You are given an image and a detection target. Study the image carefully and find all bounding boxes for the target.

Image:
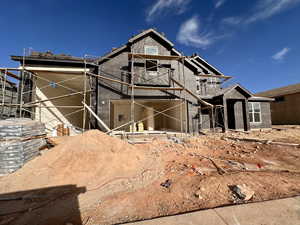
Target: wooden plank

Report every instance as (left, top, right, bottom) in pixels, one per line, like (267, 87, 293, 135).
(83, 102, 111, 132)
(133, 86, 183, 91)
(0, 71, 21, 81)
(87, 72, 183, 91)
(226, 137, 300, 147)
(128, 53, 184, 60)
(87, 72, 129, 86)
(196, 74, 232, 79)
(0, 68, 22, 71)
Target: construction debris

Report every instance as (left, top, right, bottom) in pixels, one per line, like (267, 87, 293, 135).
(160, 179, 172, 189)
(194, 190, 204, 199)
(226, 137, 300, 147)
(229, 184, 255, 202)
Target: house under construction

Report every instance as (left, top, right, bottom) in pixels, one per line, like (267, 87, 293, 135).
(1, 29, 273, 135)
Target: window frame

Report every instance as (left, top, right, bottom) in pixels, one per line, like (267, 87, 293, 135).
(144, 46, 159, 77)
(248, 102, 262, 124)
(145, 59, 158, 76)
(144, 45, 159, 55)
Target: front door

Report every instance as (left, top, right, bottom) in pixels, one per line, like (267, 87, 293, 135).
(227, 99, 247, 130)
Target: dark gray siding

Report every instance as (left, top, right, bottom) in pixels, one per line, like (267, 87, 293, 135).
(132, 35, 171, 86)
(249, 101, 272, 129)
(97, 85, 122, 130)
(234, 101, 245, 130)
(96, 33, 201, 132)
(187, 102, 199, 134)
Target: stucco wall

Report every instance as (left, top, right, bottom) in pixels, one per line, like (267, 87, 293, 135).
(249, 101, 272, 129)
(33, 71, 88, 135)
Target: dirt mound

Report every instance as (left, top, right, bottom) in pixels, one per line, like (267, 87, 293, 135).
(0, 129, 162, 199)
(2, 128, 300, 225)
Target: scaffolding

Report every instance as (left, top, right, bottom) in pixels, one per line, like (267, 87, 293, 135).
(0, 48, 223, 137)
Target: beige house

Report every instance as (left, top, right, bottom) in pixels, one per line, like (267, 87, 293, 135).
(257, 83, 300, 125)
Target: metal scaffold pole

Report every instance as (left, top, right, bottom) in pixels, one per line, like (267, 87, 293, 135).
(130, 49, 135, 132)
(82, 56, 87, 131)
(182, 56, 188, 135)
(1, 69, 7, 117)
(19, 48, 26, 117)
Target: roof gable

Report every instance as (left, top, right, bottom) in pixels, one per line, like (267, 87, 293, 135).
(219, 84, 252, 98)
(192, 55, 222, 75)
(128, 28, 174, 47)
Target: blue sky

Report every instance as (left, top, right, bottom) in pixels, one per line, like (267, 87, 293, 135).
(1, 0, 300, 93)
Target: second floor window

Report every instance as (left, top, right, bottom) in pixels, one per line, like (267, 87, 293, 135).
(145, 46, 158, 55)
(146, 60, 158, 76)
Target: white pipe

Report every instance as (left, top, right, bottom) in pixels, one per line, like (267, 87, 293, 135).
(18, 66, 90, 73)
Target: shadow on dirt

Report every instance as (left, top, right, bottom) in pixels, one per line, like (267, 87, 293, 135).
(0, 184, 86, 225)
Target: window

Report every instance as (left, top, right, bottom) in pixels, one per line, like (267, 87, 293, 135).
(49, 82, 57, 88)
(207, 77, 218, 88)
(144, 46, 158, 55)
(275, 96, 285, 102)
(248, 102, 261, 123)
(145, 60, 158, 75)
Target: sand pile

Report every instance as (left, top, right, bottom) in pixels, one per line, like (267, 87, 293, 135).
(0, 130, 162, 195)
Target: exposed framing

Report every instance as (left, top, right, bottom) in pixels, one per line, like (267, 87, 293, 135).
(0, 48, 218, 136)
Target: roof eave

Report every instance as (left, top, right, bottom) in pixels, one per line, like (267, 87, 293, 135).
(10, 55, 97, 67)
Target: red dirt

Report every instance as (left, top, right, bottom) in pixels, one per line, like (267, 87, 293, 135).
(0, 130, 162, 225)
(1, 128, 300, 225)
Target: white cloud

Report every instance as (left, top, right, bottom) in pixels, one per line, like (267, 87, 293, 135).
(177, 16, 214, 49)
(222, 16, 242, 25)
(272, 47, 290, 60)
(221, 0, 300, 26)
(146, 0, 191, 22)
(215, 0, 226, 8)
(246, 0, 300, 24)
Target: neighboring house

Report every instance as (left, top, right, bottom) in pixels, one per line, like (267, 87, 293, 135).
(257, 83, 300, 125)
(11, 28, 273, 134)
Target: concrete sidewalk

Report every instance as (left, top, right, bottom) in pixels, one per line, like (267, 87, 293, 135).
(125, 196, 300, 225)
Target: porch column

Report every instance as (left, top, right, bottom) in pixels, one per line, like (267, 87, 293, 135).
(223, 96, 228, 132)
(244, 99, 250, 131)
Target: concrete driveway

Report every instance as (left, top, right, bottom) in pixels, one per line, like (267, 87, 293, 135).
(124, 196, 300, 225)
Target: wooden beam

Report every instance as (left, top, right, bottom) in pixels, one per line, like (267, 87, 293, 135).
(128, 53, 184, 60)
(83, 102, 111, 132)
(0, 68, 22, 71)
(133, 86, 183, 91)
(87, 72, 130, 86)
(0, 70, 20, 81)
(170, 77, 213, 107)
(226, 136, 300, 147)
(196, 74, 232, 79)
(87, 72, 183, 91)
(6, 71, 21, 80)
